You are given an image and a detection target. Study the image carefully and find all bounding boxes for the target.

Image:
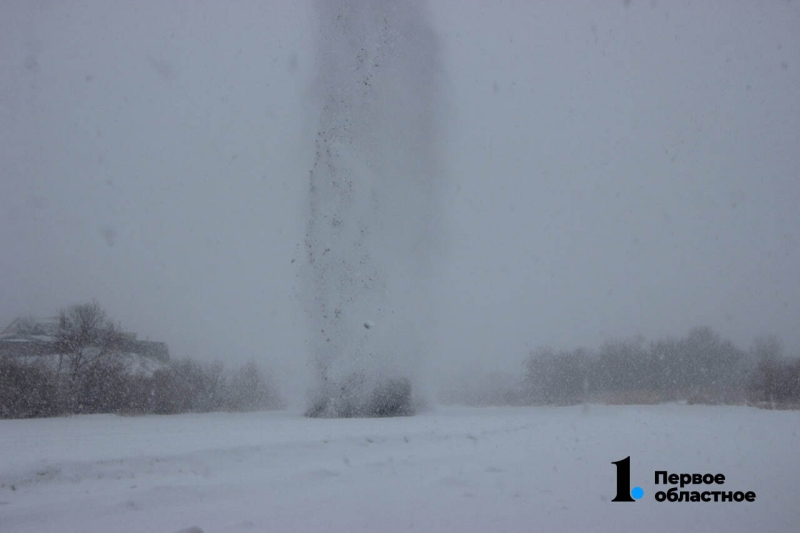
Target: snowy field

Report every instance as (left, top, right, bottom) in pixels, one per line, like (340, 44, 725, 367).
(1, 405, 798, 533)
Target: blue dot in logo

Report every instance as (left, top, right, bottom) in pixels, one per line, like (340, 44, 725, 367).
(631, 486, 644, 500)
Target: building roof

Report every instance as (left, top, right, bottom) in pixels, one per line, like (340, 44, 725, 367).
(0, 317, 59, 339)
(0, 317, 169, 362)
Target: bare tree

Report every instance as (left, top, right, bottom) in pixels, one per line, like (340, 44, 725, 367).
(55, 301, 124, 413)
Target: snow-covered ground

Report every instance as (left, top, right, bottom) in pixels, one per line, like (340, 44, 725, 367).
(0, 404, 797, 532)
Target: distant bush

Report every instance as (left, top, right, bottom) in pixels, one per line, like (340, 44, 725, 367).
(747, 336, 800, 408)
(0, 358, 59, 418)
(75, 357, 129, 414)
(149, 359, 227, 414)
(0, 355, 284, 419)
(519, 327, 791, 408)
(523, 347, 588, 405)
(597, 390, 666, 405)
(226, 360, 285, 412)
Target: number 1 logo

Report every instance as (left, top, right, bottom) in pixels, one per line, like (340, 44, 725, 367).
(612, 456, 644, 502)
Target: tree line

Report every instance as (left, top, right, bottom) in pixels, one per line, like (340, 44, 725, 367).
(0, 302, 283, 418)
(439, 326, 799, 409)
(520, 327, 800, 408)
(3, 302, 798, 418)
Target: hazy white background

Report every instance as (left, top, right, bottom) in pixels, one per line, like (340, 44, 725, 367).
(2, 0, 799, 402)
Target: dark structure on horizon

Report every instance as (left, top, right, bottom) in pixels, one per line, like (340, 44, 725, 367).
(0, 317, 169, 362)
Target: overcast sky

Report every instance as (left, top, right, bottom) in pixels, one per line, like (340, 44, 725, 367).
(2, 0, 799, 394)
